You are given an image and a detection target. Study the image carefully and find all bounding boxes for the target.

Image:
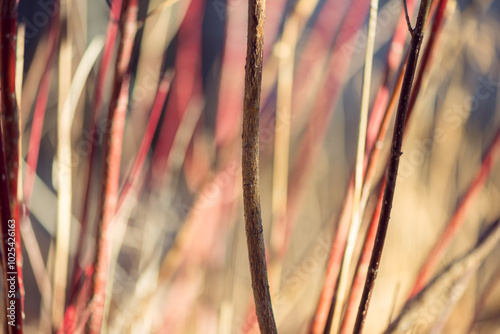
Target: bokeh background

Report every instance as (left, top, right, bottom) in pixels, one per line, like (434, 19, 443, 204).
(11, 0, 500, 332)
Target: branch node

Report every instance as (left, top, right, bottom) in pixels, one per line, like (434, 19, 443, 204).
(403, 0, 414, 35)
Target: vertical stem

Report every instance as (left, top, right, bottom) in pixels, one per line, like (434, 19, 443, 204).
(353, 0, 432, 332)
(69, 0, 123, 308)
(89, 0, 137, 332)
(0, 131, 22, 334)
(0, 0, 19, 204)
(0, 0, 24, 332)
(329, 1, 378, 332)
(270, 12, 298, 261)
(241, 0, 276, 332)
(53, 0, 72, 327)
(78, 0, 123, 230)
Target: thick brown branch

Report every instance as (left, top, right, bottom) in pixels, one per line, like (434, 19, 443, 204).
(242, 0, 277, 333)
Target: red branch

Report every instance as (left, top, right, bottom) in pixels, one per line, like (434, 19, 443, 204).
(410, 126, 500, 297)
(89, 0, 138, 332)
(118, 73, 173, 207)
(340, 180, 384, 333)
(151, 0, 205, 184)
(0, 0, 24, 332)
(72, 0, 125, 302)
(309, 1, 414, 330)
(280, 0, 370, 260)
(23, 2, 60, 205)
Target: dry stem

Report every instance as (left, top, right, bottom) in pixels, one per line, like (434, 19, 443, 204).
(242, 0, 277, 332)
(353, 0, 432, 332)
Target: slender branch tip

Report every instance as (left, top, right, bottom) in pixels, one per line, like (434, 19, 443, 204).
(403, 0, 414, 34)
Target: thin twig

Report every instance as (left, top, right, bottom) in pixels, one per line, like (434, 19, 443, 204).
(353, 0, 432, 332)
(53, 0, 73, 326)
(90, 0, 138, 332)
(23, 5, 60, 207)
(270, 4, 299, 264)
(280, 0, 370, 268)
(15, 24, 23, 111)
(406, 0, 448, 125)
(242, 0, 276, 332)
(150, 0, 204, 186)
(403, 0, 414, 33)
(341, 1, 448, 329)
(329, 1, 379, 333)
(410, 124, 500, 297)
(72, 0, 125, 303)
(310, 2, 415, 330)
(53, 35, 105, 330)
(340, 179, 385, 333)
(387, 218, 500, 333)
(117, 72, 173, 207)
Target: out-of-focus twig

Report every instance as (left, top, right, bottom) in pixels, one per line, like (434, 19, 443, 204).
(386, 218, 500, 333)
(329, 1, 378, 332)
(53, 35, 105, 330)
(90, 0, 138, 332)
(73, 0, 125, 300)
(410, 125, 500, 297)
(53, 0, 73, 326)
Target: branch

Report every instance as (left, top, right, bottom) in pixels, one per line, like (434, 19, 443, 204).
(0, 0, 24, 332)
(242, 0, 277, 332)
(89, 0, 138, 332)
(353, 0, 432, 332)
(403, 0, 414, 34)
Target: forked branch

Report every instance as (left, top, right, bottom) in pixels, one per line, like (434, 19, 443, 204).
(353, 0, 432, 332)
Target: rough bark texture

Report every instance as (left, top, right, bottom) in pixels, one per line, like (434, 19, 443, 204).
(242, 0, 277, 332)
(353, 0, 432, 332)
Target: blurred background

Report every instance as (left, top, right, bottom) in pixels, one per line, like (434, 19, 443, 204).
(12, 0, 500, 332)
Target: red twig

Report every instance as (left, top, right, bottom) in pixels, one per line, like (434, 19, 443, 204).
(89, 0, 138, 332)
(151, 0, 204, 184)
(291, 0, 349, 119)
(214, 0, 248, 148)
(310, 180, 353, 334)
(118, 72, 173, 207)
(280, 0, 370, 259)
(340, 179, 384, 333)
(309, 2, 413, 330)
(410, 126, 500, 297)
(0, 1, 24, 332)
(72, 0, 125, 302)
(350, 1, 445, 314)
(23, 2, 60, 205)
(311, 61, 405, 334)
(406, 0, 448, 125)
(313, 2, 445, 330)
